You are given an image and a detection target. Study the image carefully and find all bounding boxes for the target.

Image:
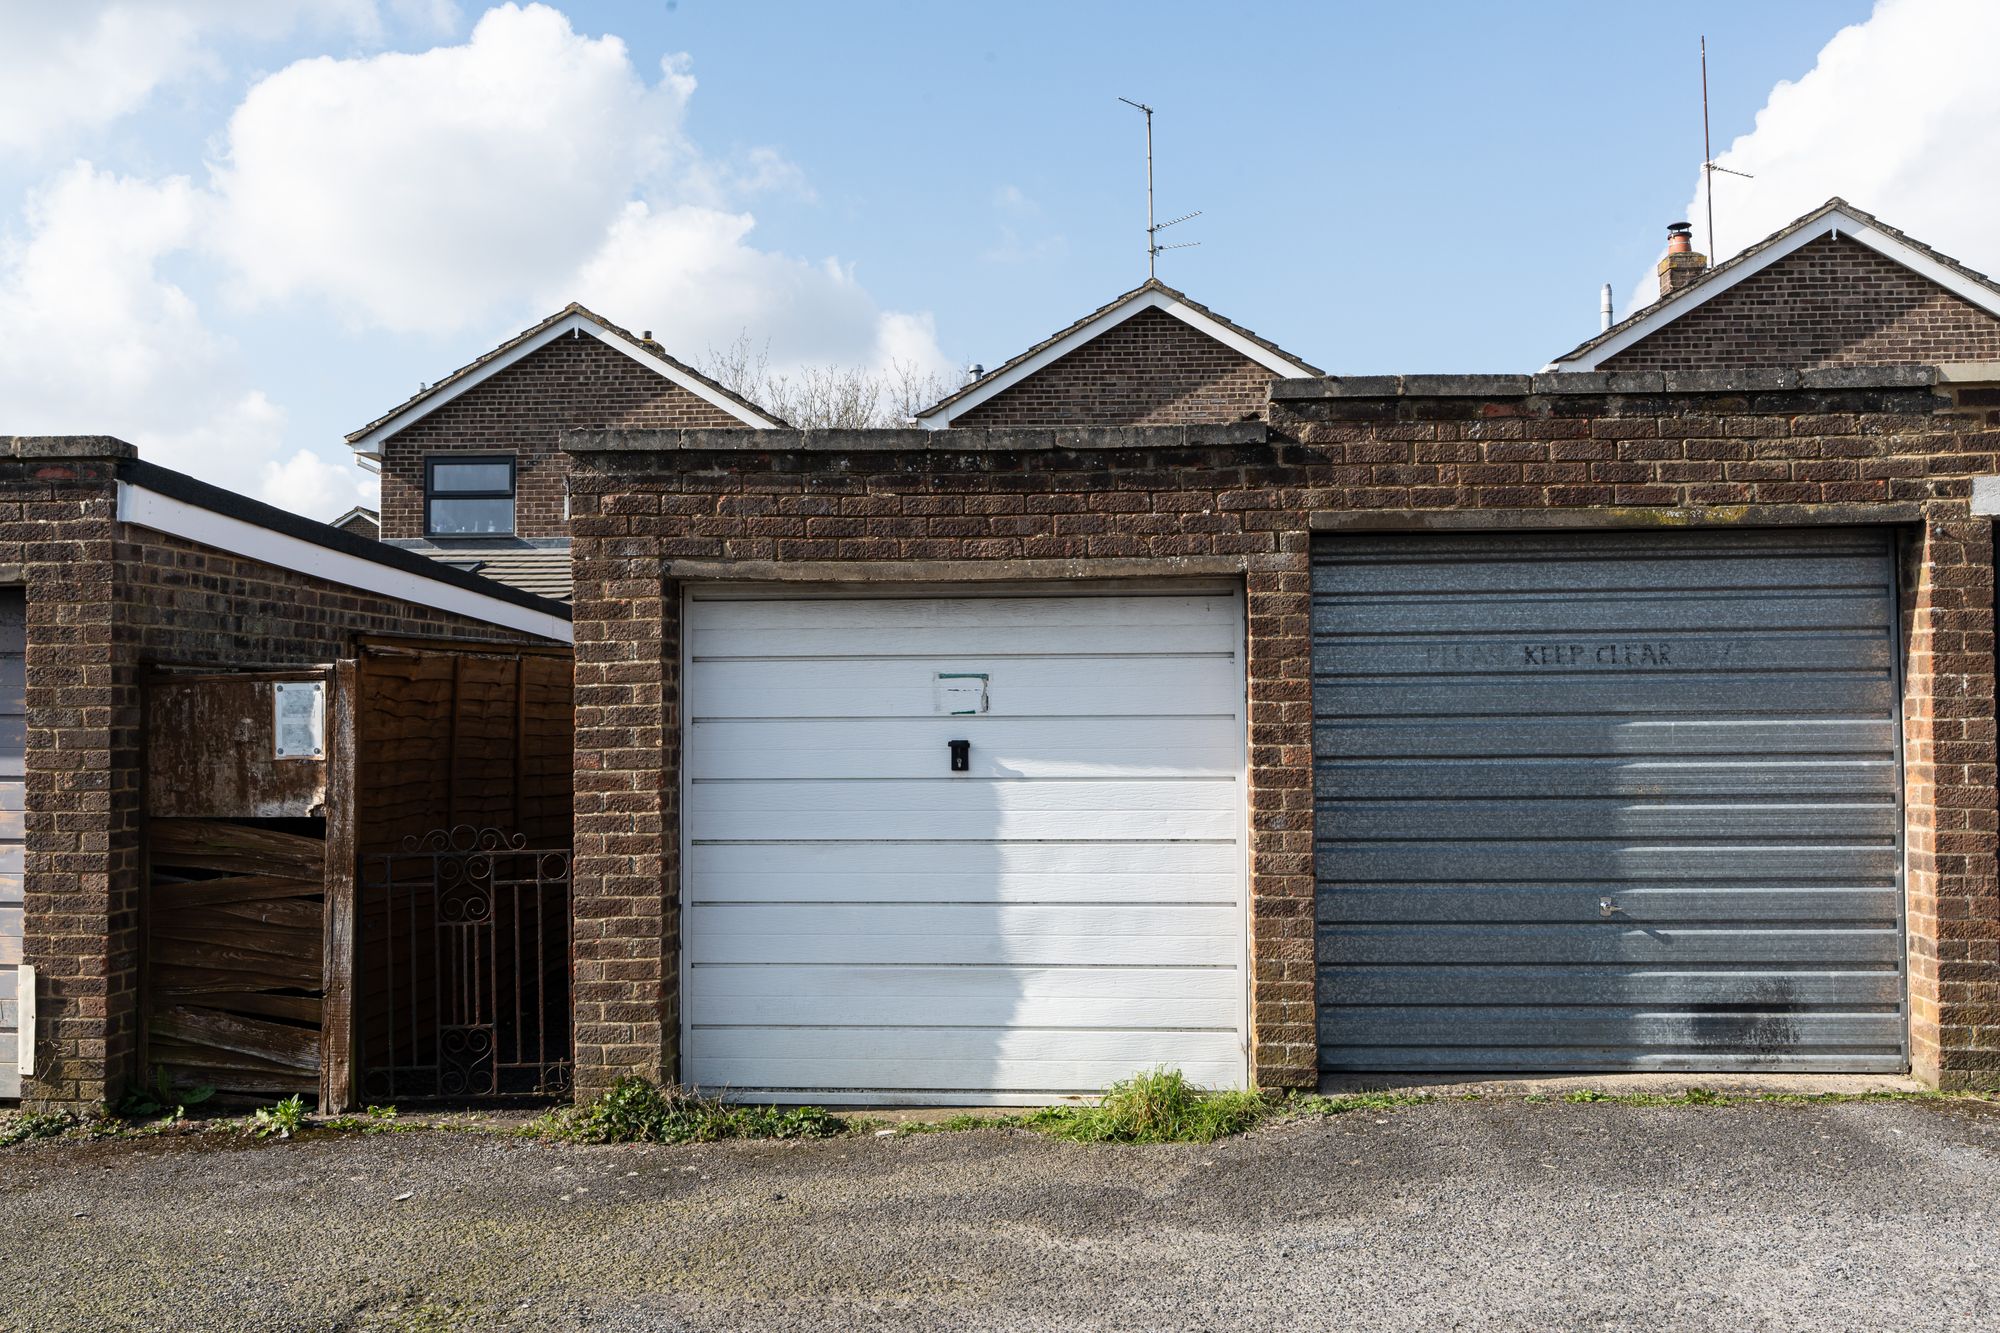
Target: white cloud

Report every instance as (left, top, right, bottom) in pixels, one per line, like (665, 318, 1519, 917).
(2, 2, 947, 517)
(211, 2, 950, 372)
(0, 7, 209, 154)
(259, 445, 376, 517)
(0, 161, 369, 518)
(0, 2, 418, 157)
(1636, 0, 2000, 311)
(385, 0, 464, 34)
(565, 203, 955, 378)
(210, 3, 691, 333)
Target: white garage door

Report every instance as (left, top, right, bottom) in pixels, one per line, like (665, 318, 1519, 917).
(0, 590, 20, 1099)
(682, 584, 1247, 1104)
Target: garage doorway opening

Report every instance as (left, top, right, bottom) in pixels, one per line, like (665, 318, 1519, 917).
(357, 826, 571, 1101)
(1312, 527, 1907, 1075)
(139, 638, 574, 1111)
(678, 580, 1251, 1106)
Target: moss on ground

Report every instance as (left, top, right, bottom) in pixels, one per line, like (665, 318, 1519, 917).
(4, 1078, 1992, 1154)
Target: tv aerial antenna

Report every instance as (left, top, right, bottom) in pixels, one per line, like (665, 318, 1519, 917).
(1701, 35, 1753, 260)
(1117, 97, 1200, 279)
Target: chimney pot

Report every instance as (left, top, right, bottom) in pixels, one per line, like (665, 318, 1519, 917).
(1656, 221, 1708, 298)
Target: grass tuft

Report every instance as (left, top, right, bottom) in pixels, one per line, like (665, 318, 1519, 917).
(1022, 1067, 1270, 1144)
(529, 1076, 847, 1145)
(888, 1112, 1022, 1135)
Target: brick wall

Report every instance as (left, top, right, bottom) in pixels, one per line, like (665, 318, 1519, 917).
(952, 307, 1278, 428)
(377, 335, 747, 541)
(1604, 235, 2000, 373)
(568, 531, 679, 1093)
(1898, 514, 1998, 1086)
(567, 378, 2000, 1093)
(10, 452, 125, 1113)
(9, 443, 560, 1109)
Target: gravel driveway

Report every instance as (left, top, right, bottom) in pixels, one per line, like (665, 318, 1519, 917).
(2, 1096, 1997, 1331)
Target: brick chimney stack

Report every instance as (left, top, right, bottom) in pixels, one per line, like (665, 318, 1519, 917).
(1657, 221, 1708, 298)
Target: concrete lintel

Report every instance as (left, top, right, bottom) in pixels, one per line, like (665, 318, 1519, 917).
(567, 423, 1270, 455)
(1309, 503, 1929, 533)
(664, 555, 1251, 584)
(1970, 476, 2000, 516)
(2, 435, 138, 460)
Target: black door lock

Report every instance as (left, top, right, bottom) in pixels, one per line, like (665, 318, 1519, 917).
(948, 739, 970, 772)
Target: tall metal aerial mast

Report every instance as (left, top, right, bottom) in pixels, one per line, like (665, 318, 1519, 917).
(1700, 36, 1754, 260)
(1117, 97, 1200, 279)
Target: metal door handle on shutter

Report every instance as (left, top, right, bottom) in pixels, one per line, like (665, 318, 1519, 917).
(1600, 898, 1622, 918)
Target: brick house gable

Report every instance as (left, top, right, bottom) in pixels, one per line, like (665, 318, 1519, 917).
(1551, 198, 2000, 373)
(949, 306, 1281, 428)
(1600, 234, 2000, 373)
(917, 279, 1321, 428)
(377, 332, 751, 541)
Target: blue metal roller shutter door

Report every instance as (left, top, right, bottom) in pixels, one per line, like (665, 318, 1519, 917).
(1313, 528, 1905, 1073)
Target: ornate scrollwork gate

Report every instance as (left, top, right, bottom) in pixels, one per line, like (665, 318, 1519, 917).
(357, 826, 572, 1101)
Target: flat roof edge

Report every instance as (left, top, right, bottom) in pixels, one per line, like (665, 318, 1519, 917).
(564, 422, 1272, 454)
(116, 458, 571, 623)
(1271, 366, 1941, 401)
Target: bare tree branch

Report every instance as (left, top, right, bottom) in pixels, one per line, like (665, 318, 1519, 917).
(698, 333, 958, 428)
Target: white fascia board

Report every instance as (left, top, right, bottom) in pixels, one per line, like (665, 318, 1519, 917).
(1554, 208, 2000, 371)
(917, 289, 1316, 428)
(1157, 297, 1318, 380)
(346, 313, 778, 452)
(116, 481, 573, 644)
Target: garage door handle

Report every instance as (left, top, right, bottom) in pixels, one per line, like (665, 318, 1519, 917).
(1600, 898, 1622, 917)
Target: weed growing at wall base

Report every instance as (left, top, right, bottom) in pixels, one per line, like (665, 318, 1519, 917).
(0, 1110, 84, 1147)
(530, 1076, 847, 1144)
(248, 1095, 308, 1140)
(1022, 1068, 1271, 1144)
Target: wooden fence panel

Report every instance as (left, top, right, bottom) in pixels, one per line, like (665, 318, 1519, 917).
(147, 819, 323, 1096)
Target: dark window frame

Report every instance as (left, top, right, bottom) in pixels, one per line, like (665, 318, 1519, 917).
(424, 454, 517, 538)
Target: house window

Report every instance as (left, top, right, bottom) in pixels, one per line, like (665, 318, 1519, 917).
(426, 456, 515, 536)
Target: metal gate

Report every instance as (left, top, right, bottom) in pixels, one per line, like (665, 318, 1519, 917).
(358, 826, 572, 1100)
(1313, 527, 1906, 1073)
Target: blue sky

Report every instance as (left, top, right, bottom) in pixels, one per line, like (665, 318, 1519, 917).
(10, 0, 1991, 518)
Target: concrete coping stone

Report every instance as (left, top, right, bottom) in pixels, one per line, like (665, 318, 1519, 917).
(565, 422, 1271, 454)
(2, 435, 138, 460)
(1270, 366, 1940, 400)
(1934, 361, 2000, 383)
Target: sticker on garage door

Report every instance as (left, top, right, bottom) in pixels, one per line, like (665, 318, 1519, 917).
(934, 672, 989, 714)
